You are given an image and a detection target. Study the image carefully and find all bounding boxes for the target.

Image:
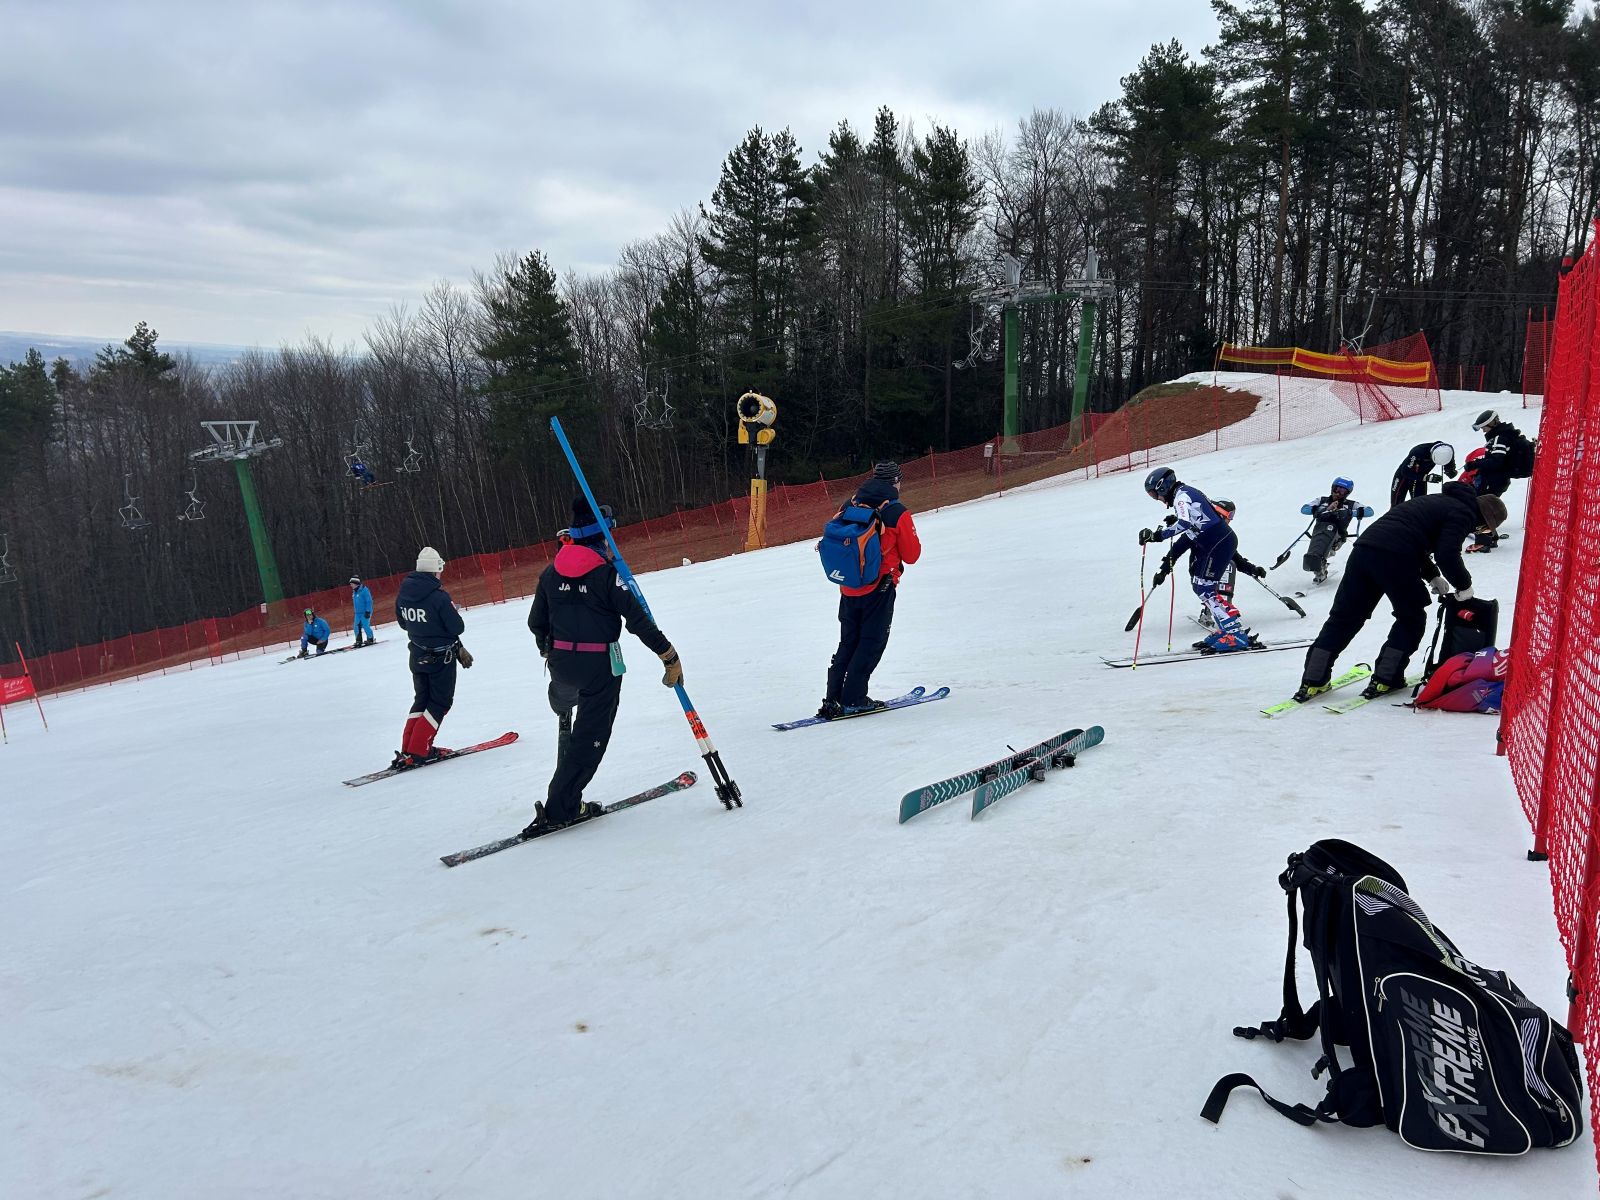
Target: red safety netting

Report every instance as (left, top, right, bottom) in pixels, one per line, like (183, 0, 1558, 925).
(1, 358, 1438, 698)
(1498, 224, 1600, 1179)
(1525, 306, 1554, 407)
(1219, 333, 1442, 423)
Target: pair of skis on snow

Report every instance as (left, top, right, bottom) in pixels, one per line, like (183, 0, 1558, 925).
(1259, 665, 1425, 717)
(898, 726, 1105, 823)
(279, 640, 382, 665)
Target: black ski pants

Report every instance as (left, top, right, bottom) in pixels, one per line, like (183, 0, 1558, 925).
(1302, 545, 1429, 688)
(545, 651, 622, 823)
(1389, 469, 1428, 510)
(409, 653, 458, 723)
(826, 579, 897, 706)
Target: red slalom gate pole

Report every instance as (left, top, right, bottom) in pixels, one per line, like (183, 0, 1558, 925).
(15, 642, 47, 731)
(1166, 570, 1177, 653)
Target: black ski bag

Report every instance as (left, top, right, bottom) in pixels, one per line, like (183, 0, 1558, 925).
(1203, 839, 1584, 1155)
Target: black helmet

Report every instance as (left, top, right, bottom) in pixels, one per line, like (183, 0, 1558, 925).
(1144, 466, 1178, 503)
(1211, 497, 1236, 522)
(565, 496, 616, 545)
(1472, 410, 1499, 431)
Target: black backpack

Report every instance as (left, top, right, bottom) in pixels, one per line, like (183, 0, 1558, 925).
(1203, 840, 1584, 1154)
(1440, 596, 1499, 663)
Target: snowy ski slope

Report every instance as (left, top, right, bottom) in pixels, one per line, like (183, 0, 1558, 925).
(5, 388, 1584, 1199)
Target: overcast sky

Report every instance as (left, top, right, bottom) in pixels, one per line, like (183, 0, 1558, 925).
(3, 1, 1219, 349)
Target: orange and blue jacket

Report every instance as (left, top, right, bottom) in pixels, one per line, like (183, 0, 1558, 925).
(839, 478, 922, 597)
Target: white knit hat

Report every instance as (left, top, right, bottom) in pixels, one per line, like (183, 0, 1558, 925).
(416, 546, 445, 573)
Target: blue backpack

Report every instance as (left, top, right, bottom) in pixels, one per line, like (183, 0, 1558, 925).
(819, 502, 887, 588)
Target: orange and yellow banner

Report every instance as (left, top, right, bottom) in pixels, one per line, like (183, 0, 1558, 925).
(1219, 343, 1431, 387)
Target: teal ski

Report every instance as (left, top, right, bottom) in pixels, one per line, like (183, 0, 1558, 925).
(971, 726, 1106, 819)
(899, 728, 1081, 824)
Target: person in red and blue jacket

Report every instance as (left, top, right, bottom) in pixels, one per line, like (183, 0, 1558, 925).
(817, 461, 922, 718)
(526, 497, 680, 832)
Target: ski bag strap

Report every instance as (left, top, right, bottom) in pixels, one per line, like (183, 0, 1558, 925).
(1233, 864, 1318, 1043)
(1201, 1073, 1333, 1128)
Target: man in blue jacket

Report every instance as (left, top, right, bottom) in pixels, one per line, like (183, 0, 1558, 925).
(350, 576, 375, 647)
(393, 546, 472, 768)
(298, 608, 331, 657)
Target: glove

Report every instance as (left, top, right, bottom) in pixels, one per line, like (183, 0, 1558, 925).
(1162, 514, 1177, 526)
(1151, 559, 1172, 587)
(455, 642, 474, 669)
(1249, 564, 1268, 580)
(657, 645, 682, 688)
(1428, 576, 1452, 597)
(1138, 527, 1160, 545)
(1425, 473, 1442, 484)
(1453, 585, 1474, 602)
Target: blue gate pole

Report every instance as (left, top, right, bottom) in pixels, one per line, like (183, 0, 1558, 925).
(549, 417, 743, 810)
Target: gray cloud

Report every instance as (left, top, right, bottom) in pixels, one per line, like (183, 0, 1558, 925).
(2, 0, 1217, 347)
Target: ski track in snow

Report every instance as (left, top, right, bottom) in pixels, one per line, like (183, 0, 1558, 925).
(4, 388, 1586, 1198)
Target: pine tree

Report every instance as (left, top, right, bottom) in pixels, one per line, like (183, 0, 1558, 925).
(475, 250, 583, 461)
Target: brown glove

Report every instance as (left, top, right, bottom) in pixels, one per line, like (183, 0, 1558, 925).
(657, 645, 682, 687)
(455, 642, 474, 669)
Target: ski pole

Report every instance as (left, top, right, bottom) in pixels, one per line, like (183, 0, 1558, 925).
(549, 416, 743, 810)
(1131, 541, 1149, 667)
(1247, 571, 1308, 617)
(1166, 567, 1177, 653)
(1271, 522, 1314, 570)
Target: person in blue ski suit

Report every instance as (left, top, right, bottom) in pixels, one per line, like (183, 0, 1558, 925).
(350, 576, 375, 647)
(298, 608, 332, 657)
(1139, 467, 1252, 653)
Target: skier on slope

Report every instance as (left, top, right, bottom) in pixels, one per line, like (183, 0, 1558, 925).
(297, 607, 331, 657)
(816, 461, 922, 718)
(1151, 496, 1266, 641)
(526, 497, 682, 833)
(1298, 477, 1367, 583)
(350, 576, 375, 647)
(392, 546, 472, 769)
(1140, 468, 1254, 653)
(1292, 484, 1508, 703)
(1389, 441, 1456, 508)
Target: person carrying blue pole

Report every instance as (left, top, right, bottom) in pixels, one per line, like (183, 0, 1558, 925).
(298, 607, 331, 658)
(350, 576, 375, 647)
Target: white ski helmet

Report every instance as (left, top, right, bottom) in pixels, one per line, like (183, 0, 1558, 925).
(1431, 443, 1455, 467)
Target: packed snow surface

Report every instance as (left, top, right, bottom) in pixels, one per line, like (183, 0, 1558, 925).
(6, 389, 1584, 1198)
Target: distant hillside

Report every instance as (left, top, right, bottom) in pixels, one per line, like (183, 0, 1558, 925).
(0, 330, 255, 369)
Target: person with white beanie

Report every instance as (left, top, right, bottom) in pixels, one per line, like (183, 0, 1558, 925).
(392, 546, 473, 768)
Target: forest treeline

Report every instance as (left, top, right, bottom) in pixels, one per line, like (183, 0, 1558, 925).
(2, 0, 1593, 653)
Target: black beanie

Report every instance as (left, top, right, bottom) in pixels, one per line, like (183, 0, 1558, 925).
(873, 461, 902, 483)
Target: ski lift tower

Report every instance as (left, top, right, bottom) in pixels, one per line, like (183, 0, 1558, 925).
(189, 421, 285, 608)
(980, 250, 1114, 451)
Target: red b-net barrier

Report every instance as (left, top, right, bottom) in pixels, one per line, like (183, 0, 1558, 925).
(1499, 225, 1600, 1176)
(1218, 333, 1441, 424)
(0, 341, 1445, 700)
(1524, 307, 1554, 406)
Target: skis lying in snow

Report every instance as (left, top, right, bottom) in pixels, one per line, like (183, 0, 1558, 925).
(899, 727, 1082, 823)
(1260, 664, 1371, 717)
(1102, 640, 1313, 668)
(971, 726, 1105, 819)
(1324, 674, 1425, 714)
(439, 771, 698, 866)
(280, 641, 382, 664)
(772, 686, 950, 731)
(342, 732, 519, 787)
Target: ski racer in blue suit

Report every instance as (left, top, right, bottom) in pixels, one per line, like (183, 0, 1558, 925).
(1139, 467, 1252, 653)
(350, 576, 374, 647)
(298, 609, 332, 657)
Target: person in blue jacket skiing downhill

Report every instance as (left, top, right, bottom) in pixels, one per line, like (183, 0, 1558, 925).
(1139, 467, 1254, 653)
(350, 576, 375, 647)
(298, 608, 331, 657)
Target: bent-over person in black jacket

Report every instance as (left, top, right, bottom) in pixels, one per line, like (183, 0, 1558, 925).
(1294, 482, 1507, 703)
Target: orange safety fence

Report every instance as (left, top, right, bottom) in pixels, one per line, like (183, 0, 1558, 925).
(0, 351, 1442, 699)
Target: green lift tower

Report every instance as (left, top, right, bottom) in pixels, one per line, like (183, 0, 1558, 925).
(189, 421, 285, 611)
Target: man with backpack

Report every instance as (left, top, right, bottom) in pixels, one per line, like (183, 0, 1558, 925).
(526, 498, 681, 830)
(816, 461, 921, 719)
(1293, 483, 1507, 703)
(1469, 410, 1535, 551)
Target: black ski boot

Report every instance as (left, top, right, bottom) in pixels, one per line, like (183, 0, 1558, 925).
(1291, 679, 1333, 704)
(390, 750, 413, 770)
(841, 697, 887, 715)
(1360, 679, 1402, 701)
(814, 699, 844, 720)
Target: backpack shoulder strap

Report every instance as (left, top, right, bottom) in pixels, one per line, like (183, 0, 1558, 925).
(1233, 859, 1321, 1043)
(1201, 1072, 1336, 1128)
